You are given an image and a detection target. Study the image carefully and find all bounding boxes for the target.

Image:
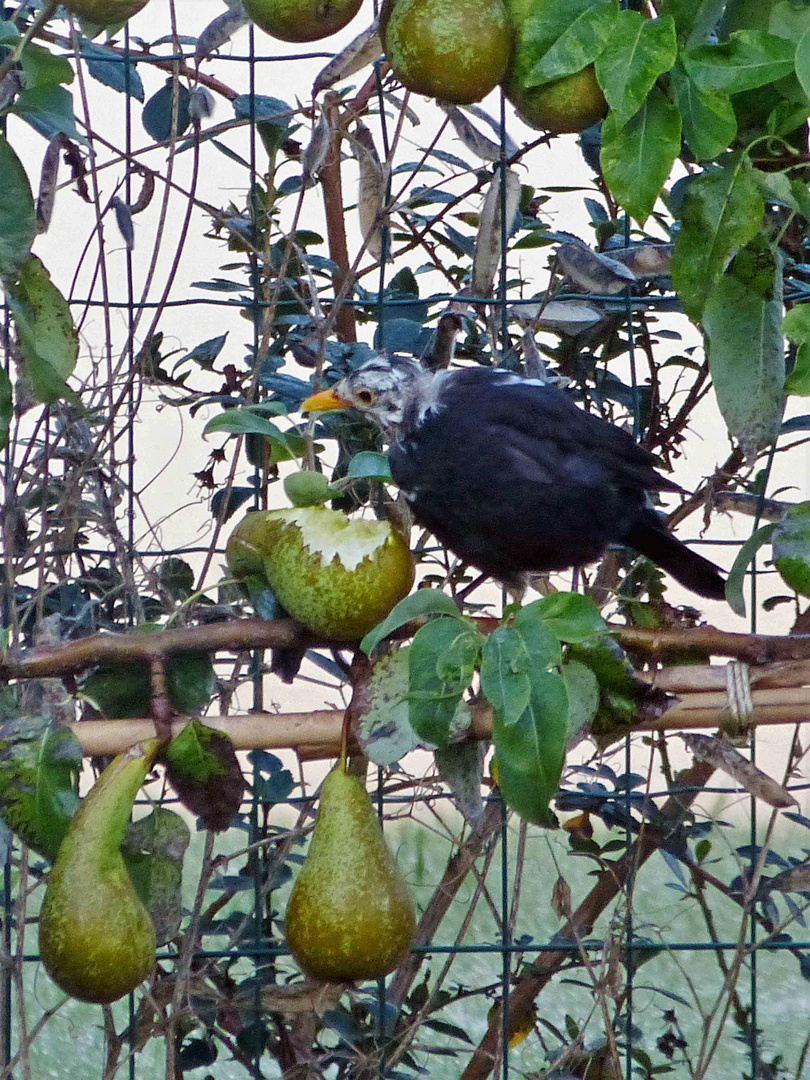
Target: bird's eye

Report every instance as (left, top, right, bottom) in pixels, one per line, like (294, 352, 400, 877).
(356, 389, 374, 405)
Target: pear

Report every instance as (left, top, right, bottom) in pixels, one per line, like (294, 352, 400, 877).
(226, 507, 415, 640)
(39, 740, 160, 1004)
(61, 0, 150, 23)
(503, 0, 607, 133)
(285, 759, 416, 981)
(383, 0, 513, 105)
(242, 0, 363, 42)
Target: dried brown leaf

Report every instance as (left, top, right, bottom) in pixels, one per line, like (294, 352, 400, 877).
(195, 2, 249, 64)
(355, 121, 388, 261)
(312, 22, 382, 95)
(472, 168, 521, 298)
(682, 733, 798, 809)
(555, 243, 637, 294)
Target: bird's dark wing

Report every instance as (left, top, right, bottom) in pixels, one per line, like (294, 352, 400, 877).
(389, 369, 671, 578)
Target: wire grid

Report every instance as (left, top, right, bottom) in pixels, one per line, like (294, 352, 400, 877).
(1, 4, 810, 1079)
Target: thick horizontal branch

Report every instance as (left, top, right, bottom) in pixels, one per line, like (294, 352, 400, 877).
(3, 616, 810, 684)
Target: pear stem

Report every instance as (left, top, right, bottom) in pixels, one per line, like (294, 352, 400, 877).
(339, 710, 350, 771)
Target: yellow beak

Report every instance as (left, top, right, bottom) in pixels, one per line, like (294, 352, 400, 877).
(301, 386, 351, 413)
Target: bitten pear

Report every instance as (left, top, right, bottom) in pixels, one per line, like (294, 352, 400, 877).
(285, 760, 416, 981)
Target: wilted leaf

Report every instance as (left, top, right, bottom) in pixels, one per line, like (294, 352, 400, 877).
(355, 121, 388, 260)
(472, 167, 521, 297)
(682, 733, 798, 809)
(165, 721, 245, 831)
(123, 807, 190, 944)
(312, 23, 382, 94)
(195, 3, 250, 64)
(356, 649, 421, 766)
(555, 243, 637, 294)
(435, 742, 485, 827)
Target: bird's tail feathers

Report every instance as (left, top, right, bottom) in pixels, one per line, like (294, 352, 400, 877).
(626, 515, 726, 601)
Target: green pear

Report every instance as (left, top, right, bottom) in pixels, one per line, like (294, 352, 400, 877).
(61, 0, 150, 23)
(242, 0, 363, 42)
(39, 740, 160, 1004)
(285, 759, 416, 981)
(383, 0, 513, 105)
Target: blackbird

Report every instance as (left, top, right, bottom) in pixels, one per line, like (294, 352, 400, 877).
(302, 357, 726, 601)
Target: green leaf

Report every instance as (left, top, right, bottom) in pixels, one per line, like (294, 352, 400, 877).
(594, 12, 678, 125)
(0, 715, 82, 862)
(561, 659, 601, 739)
(796, 26, 810, 104)
(0, 134, 36, 282)
(19, 43, 74, 89)
(784, 305, 810, 395)
(670, 62, 737, 161)
(0, 367, 11, 452)
(7, 254, 78, 404)
(11, 85, 83, 142)
(600, 86, 681, 225)
(526, 0, 620, 87)
(683, 30, 796, 93)
(481, 626, 532, 725)
(408, 618, 479, 747)
(360, 589, 464, 656)
(518, 593, 607, 643)
(345, 450, 392, 481)
(703, 263, 785, 456)
(493, 670, 568, 827)
(203, 404, 307, 460)
(166, 651, 216, 716)
(671, 156, 764, 322)
(724, 522, 777, 617)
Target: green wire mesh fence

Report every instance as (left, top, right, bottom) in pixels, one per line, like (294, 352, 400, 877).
(1, 0, 810, 1077)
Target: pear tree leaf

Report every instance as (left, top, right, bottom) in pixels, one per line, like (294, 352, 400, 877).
(122, 807, 190, 945)
(670, 62, 737, 161)
(11, 85, 84, 142)
(526, 0, 620, 87)
(784, 305, 810, 395)
(0, 134, 37, 281)
(518, 593, 607, 643)
(724, 522, 778, 618)
(671, 155, 764, 322)
(493, 670, 568, 827)
(360, 589, 464, 656)
(7, 254, 78, 404)
(19, 43, 74, 89)
(703, 262, 785, 457)
(165, 721, 245, 832)
(357, 649, 421, 767)
(594, 11, 677, 125)
(797, 25, 810, 97)
(0, 715, 82, 862)
(435, 742, 485, 828)
(80, 39, 144, 101)
(408, 618, 480, 747)
(203, 405, 308, 460)
(600, 86, 681, 225)
(142, 78, 191, 142)
(481, 626, 532, 726)
(683, 30, 796, 93)
(561, 659, 601, 739)
(345, 450, 392, 481)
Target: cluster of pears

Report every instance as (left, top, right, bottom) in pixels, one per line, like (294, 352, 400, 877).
(382, 0, 606, 129)
(285, 754, 415, 981)
(39, 740, 161, 1004)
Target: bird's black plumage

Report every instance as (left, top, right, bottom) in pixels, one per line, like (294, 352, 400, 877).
(305, 359, 726, 601)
